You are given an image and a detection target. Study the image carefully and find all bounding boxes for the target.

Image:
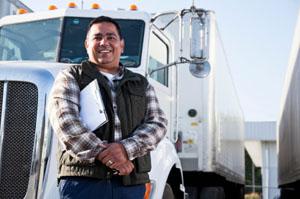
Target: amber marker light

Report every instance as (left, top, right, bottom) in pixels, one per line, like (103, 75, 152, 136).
(191, 122, 199, 126)
(17, 9, 28, 14)
(91, 3, 101, 9)
(144, 183, 152, 199)
(68, 2, 77, 8)
(48, 5, 58, 10)
(129, 4, 138, 11)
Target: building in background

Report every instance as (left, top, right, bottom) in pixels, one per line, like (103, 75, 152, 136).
(0, 0, 32, 18)
(245, 121, 280, 199)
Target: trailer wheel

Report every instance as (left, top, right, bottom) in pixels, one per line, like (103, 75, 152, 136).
(163, 183, 175, 199)
(280, 188, 297, 199)
(199, 187, 225, 199)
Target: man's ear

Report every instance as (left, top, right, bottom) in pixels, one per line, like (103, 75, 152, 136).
(121, 39, 125, 53)
(85, 40, 89, 50)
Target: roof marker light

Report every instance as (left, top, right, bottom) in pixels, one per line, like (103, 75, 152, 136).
(68, 2, 77, 8)
(129, 4, 138, 11)
(91, 3, 101, 9)
(17, 9, 28, 14)
(48, 5, 58, 10)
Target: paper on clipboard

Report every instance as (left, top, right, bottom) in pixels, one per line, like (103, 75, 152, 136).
(79, 79, 108, 131)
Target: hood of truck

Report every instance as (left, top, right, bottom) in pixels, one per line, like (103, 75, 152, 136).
(0, 61, 72, 78)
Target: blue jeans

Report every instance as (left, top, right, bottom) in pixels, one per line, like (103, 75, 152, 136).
(59, 177, 146, 199)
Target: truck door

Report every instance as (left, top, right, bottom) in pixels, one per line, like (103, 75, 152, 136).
(147, 28, 174, 141)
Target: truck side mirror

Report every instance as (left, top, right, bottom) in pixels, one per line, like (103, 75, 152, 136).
(190, 17, 204, 59)
(189, 59, 211, 78)
(189, 17, 210, 78)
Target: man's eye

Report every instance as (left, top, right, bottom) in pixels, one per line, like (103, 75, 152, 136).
(107, 36, 115, 40)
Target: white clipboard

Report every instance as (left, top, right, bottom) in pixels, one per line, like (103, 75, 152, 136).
(79, 79, 108, 131)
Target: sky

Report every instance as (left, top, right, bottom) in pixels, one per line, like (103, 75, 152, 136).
(20, 0, 300, 121)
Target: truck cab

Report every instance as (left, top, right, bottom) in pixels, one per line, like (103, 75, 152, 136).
(0, 7, 185, 199)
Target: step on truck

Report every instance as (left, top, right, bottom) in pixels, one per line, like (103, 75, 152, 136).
(0, 2, 245, 199)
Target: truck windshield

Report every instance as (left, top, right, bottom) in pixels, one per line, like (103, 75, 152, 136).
(0, 17, 145, 67)
(0, 18, 61, 62)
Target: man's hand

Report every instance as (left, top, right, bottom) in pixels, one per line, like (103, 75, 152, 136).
(115, 160, 134, 175)
(98, 143, 130, 167)
(97, 143, 134, 175)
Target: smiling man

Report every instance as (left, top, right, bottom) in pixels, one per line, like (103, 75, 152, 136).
(47, 16, 168, 199)
(85, 20, 124, 74)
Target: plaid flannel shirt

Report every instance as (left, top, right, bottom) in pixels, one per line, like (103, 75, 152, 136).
(47, 66, 168, 163)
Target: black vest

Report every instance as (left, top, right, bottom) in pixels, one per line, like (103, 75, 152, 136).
(57, 61, 151, 185)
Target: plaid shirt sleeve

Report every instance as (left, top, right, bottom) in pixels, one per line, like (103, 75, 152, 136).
(121, 83, 168, 160)
(47, 68, 103, 163)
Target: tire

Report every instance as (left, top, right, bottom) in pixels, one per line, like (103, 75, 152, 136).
(280, 188, 297, 199)
(238, 186, 245, 199)
(163, 183, 175, 199)
(185, 186, 198, 199)
(199, 187, 225, 199)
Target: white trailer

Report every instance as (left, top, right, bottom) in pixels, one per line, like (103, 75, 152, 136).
(159, 9, 245, 199)
(0, 3, 244, 199)
(277, 7, 300, 198)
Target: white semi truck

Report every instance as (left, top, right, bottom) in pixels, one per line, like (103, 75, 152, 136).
(277, 8, 300, 199)
(0, 3, 245, 199)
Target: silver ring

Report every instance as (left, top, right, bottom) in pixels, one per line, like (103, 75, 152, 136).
(108, 160, 113, 165)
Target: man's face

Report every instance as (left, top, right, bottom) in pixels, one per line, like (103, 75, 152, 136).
(85, 22, 124, 74)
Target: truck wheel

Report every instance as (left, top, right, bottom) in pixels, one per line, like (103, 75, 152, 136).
(163, 183, 175, 199)
(199, 187, 225, 199)
(280, 188, 297, 199)
(185, 186, 198, 199)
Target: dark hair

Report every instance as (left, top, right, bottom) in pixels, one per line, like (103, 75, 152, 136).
(86, 16, 122, 39)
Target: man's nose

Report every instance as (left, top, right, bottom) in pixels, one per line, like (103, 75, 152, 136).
(100, 37, 109, 45)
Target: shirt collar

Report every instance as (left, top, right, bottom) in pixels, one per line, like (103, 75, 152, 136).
(98, 63, 124, 82)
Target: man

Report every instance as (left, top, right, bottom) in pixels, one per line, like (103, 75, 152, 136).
(47, 16, 167, 199)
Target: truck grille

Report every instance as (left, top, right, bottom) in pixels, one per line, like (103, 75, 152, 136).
(0, 81, 38, 199)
